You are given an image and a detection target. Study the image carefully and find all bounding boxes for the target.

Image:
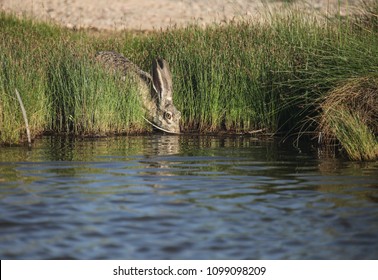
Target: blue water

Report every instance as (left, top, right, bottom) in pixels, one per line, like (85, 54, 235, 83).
(0, 135, 377, 259)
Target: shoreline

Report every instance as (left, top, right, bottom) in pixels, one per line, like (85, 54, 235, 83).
(1, 1, 376, 160)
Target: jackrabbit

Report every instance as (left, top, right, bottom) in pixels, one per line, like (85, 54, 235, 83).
(95, 51, 181, 133)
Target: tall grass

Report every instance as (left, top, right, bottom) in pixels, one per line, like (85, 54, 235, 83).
(46, 50, 145, 135)
(0, 41, 49, 144)
(0, 1, 377, 160)
(0, 15, 146, 143)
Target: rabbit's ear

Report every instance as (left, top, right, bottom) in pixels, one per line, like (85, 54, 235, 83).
(152, 58, 173, 104)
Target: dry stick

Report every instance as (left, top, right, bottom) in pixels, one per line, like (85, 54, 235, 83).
(247, 128, 266, 134)
(15, 88, 32, 148)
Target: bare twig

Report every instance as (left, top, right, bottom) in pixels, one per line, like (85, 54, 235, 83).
(247, 128, 266, 134)
(15, 88, 32, 148)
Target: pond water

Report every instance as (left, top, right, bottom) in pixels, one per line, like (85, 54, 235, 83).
(0, 135, 377, 259)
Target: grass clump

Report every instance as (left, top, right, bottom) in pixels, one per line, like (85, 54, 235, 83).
(319, 76, 378, 161)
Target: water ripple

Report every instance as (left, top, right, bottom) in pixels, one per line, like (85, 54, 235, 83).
(0, 136, 377, 259)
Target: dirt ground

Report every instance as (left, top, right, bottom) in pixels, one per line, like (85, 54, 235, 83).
(1, 0, 359, 30)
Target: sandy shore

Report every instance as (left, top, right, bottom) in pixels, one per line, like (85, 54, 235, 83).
(1, 0, 359, 30)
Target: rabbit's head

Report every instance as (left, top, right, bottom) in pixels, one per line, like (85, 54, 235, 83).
(148, 58, 181, 134)
(94, 51, 181, 133)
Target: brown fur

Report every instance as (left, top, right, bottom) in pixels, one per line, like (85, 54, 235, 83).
(95, 51, 181, 133)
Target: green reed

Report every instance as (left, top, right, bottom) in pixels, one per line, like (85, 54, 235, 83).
(46, 50, 145, 136)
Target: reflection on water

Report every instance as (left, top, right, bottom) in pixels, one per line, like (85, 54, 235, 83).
(0, 135, 377, 259)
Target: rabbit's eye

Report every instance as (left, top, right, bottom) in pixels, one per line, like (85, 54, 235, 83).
(164, 111, 172, 121)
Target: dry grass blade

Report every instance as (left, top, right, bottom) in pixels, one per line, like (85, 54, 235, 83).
(15, 88, 32, 147)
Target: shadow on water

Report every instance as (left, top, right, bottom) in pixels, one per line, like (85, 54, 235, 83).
(0, 135, 377, 259)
